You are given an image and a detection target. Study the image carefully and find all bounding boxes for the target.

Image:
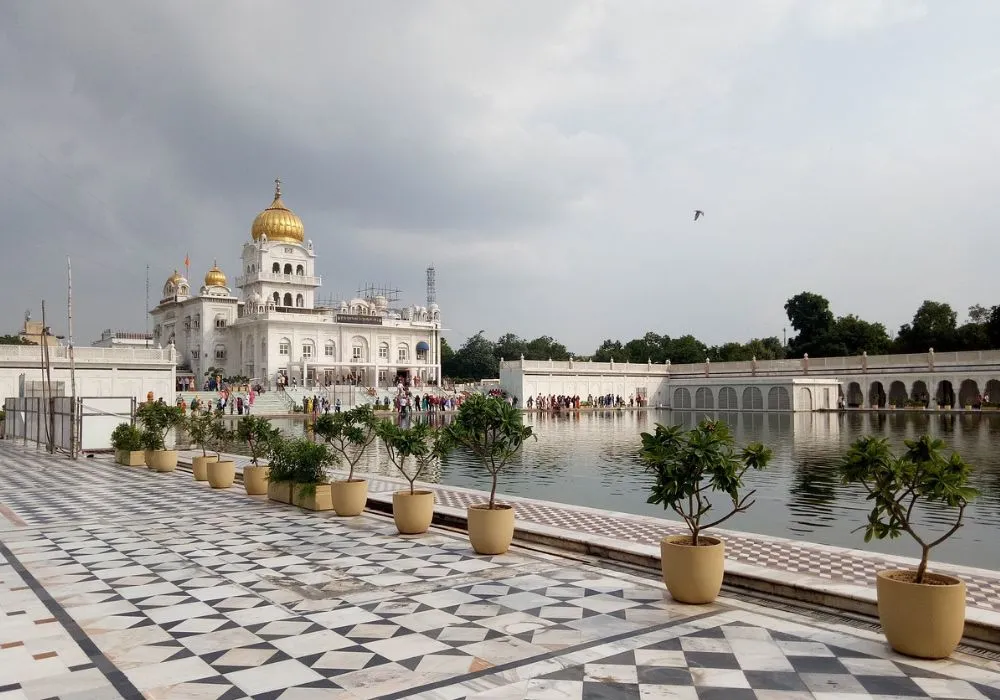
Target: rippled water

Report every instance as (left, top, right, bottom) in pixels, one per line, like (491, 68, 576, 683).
(244, 410, 1000, 569)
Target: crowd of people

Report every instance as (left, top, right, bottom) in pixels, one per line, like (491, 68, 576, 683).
(526, 393, 647, 411)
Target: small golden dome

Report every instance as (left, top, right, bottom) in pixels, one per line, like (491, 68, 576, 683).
(204, 261, 227, 287)
(167, 269, 184, 285)
(251, 178, 304, 243)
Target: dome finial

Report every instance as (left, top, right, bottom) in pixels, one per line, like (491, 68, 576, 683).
(274, 177, 282, 200)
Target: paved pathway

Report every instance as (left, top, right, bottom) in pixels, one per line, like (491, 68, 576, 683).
(2, 442, 1000, 699)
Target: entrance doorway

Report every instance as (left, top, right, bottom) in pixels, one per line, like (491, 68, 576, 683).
(395, 369, 410, 388)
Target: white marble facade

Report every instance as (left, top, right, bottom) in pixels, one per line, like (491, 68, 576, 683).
(149, 181, 443, 389)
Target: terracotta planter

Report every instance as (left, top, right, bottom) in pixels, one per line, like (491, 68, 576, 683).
(192, 455, 219, 481)
(292, 482, 333, 511)
(268, 481, 292, 504)
(467, 504, 515, 555)
(392, 490, 434, 534)
(146, 449, 178, 473)
(244, 465, 270, 495)
(331, 479, 368, 516)
(659, 534, 725, 604)
(207, 460, 236, 489)
(876, 570, 966, 659)
(117, 450, 146, 466)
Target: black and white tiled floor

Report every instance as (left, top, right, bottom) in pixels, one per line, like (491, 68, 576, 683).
(2, 443, 1000, 699)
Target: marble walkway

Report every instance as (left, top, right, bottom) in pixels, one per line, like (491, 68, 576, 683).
(0, 443, 999, 699)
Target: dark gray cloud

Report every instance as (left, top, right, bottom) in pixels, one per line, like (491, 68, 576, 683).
(1, 0, 998, 354)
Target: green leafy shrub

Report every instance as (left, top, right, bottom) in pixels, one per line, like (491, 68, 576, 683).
(237, 416, 279, 467)
(443, 394, 534, 509)
(640, 419, 772, 545)
(377, 420, 448, 495)
(135, 402, 184, 451)
(314, 404, 378, 481)
(110, 422, 143, 451)
(840, 435, 979, 583)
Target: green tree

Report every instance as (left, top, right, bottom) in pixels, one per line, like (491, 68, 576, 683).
(494, 333, 528, 362)
(440, 337, 457, 377)
(624, 332, 667, 363)
(785, 292, 835, 357)
(0, 334, 31, 345)
(830, 315, 892, 356)
(968, 304, 992, 324)
(452, 331, 499, 380)
(664, 335, 707, 364)
(745, 337, 785, 360)
(895, 300, 958, 352)
(593, 339, 624, 362)
(525, 335, 570, 361)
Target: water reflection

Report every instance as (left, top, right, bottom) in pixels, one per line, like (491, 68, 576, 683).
(242, 409, 999, 569)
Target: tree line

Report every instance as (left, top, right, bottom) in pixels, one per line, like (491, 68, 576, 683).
(442, 292, 1000, 381)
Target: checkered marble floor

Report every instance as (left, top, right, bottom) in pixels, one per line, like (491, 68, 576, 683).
(1, 443, 1000, 699)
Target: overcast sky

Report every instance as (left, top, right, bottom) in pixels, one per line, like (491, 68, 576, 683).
(1, 1, 997, 354)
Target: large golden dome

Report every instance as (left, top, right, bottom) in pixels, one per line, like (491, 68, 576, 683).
(251, 178, 304, 243)
(204, 261, 227, 287)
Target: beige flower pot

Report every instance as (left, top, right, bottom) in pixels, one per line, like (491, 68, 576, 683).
(331, 479, 368, 516)
(876, 570, 966, 659)
(146, 449, 178, 473)
(192, 455, 219, 481)
(117, 450, 146, 466)
(392, 490, 434, 534)
(292, 483, 333, 511)
(659, 534, 725, 604)
(467, 504, 515, 555)
(244, 465, 270, 495)
(267, 481, 292, 504)
(207, 460, 236, 489)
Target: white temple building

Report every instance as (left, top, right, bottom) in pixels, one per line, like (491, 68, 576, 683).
(149, 179, 443, 389)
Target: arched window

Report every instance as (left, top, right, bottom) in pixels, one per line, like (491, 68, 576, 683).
(302, 341, 314, 359)
(283, 293, 293, 306)
(283, 263, 293, 275)
(324, 341, 335, 358)
(296, 264, 304, 275)
(214, 344, 227, 360)
(193, 313, 200, 329)
(272, 262, 280, 273)
(378, 342, 389, 360)
(272, 292, 280, 305)
(295, 294, 304, 307)
(397, 343, 409, 362)
(215, 315, 226, 329)
(278, 337, 290, 356)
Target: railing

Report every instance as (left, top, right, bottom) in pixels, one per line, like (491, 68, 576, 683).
(502, 349, 1000, 376)
(0, 345, 174, 364)
(235, 272, 322, 286)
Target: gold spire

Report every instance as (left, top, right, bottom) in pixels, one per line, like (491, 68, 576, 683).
(251, 177, 304, 243)
(204, 260, 227, 287)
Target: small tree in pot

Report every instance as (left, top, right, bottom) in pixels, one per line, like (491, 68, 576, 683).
(443, 393, 535, 554)
(265, 435, 297, 504)
(315, 404, 379, 516)
(640, 418, 771, 604)
(205, 415, 237, 489)
(840, 434, 979, 659)
(288, 439, 336, 511)
(136, 402, 185, 472)
(377, 420, 448, 535)
(237, 415, 279, 495)
(110, 422, 144, 466)
(185, 410, 219, 481)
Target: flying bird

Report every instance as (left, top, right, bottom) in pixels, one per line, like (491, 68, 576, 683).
(693, 210, 704, 221)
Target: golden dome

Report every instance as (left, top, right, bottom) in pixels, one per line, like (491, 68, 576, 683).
(251, 178, 304, 243)
(204, 261, 227, 287)
(167, 270, 184, 285)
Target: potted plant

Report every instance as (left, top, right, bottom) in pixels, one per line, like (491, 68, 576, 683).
(265, 436, 296, 504)
(314, 404, 379, 516)
(377, 420, 446, 535)
(444, 393, 535, 554)
(237, 416, 279, 495)
(185, 409, 218, 481)
(110, 422, 144, 466)
(640, 418, 772, 604)
(840, 435, 979, 659)
(206, 415, 237, 489)
(289, 439, 336, 511)
(136, 402, 185, 472)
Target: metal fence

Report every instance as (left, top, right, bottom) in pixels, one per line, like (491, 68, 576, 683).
(3, 396, 136, 454)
